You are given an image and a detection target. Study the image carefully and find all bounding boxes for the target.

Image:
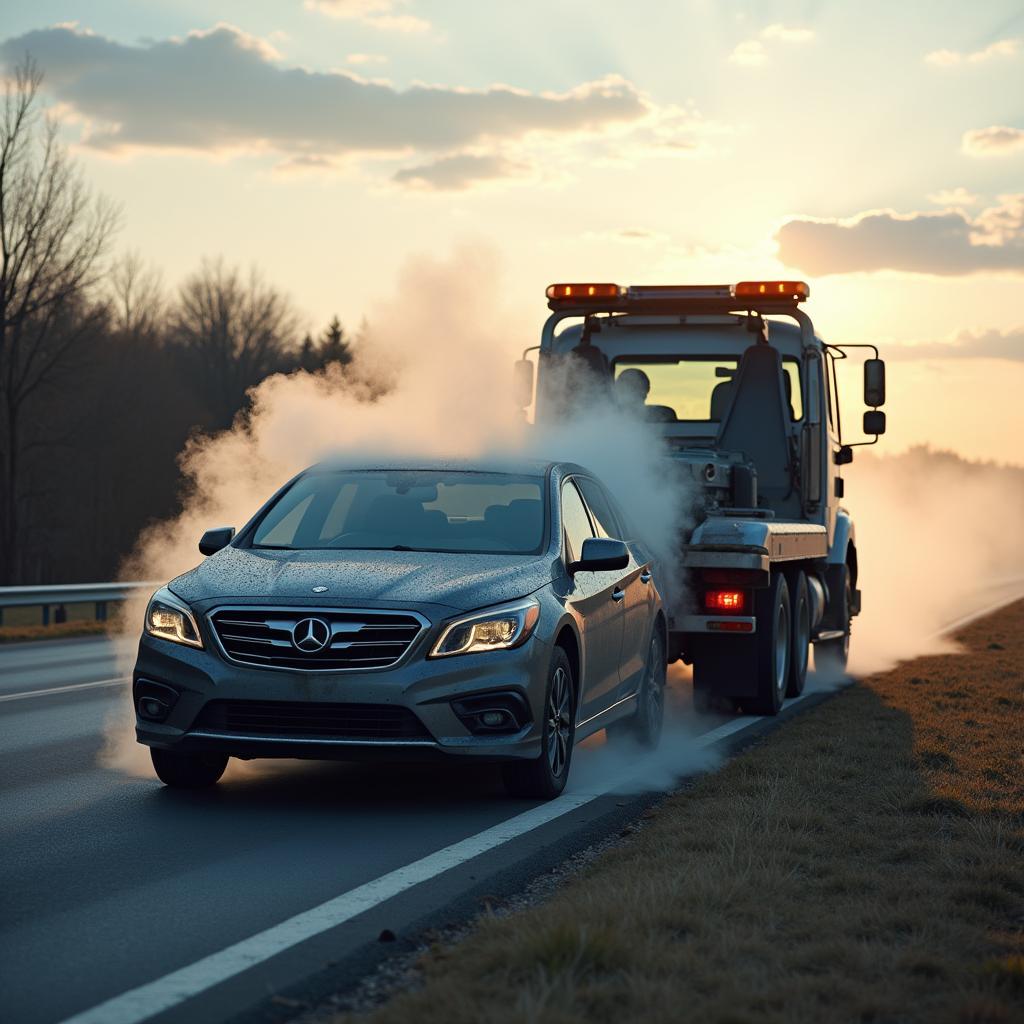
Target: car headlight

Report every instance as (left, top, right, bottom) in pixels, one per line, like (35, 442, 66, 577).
(144, 587, 204, 649)
(429, 598, 541, 658)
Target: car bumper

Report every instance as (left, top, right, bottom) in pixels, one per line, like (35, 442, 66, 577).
(132, 630, 553, 763)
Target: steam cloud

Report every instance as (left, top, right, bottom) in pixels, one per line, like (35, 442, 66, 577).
(105, 244, 692, 776)
(105, 246, 1024, 784)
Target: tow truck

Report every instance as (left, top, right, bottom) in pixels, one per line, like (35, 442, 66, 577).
(515, 281, 886, 714)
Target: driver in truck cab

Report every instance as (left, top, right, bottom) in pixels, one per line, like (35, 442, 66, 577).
(614, 367, 651, 412)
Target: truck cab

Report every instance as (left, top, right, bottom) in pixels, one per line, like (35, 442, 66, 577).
(519, 281, 886, 714)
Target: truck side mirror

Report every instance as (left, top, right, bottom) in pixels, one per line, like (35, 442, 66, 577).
(199, 526, 235, 556)
(864, 358, 885, 407)
(835, 446, 854, 465)
(513, 359, 534, 408)
(863, 410, 886, 436)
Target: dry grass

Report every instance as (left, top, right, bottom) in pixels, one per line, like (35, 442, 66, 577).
(0, 620, 110, 644)
(340, 601, 1024, 1024)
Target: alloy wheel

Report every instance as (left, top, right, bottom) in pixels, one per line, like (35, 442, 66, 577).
(546, 665, 572, 777)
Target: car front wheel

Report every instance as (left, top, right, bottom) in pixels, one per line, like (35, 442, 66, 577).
(151, 748, 228, 788)
(503, 646, 575, 800)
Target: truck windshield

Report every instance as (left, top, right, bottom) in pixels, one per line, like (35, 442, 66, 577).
(251, 470, 546, 554)
(612, 356, 802, 423)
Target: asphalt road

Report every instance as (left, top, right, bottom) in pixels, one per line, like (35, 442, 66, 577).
(3, 583, 1021, 1024)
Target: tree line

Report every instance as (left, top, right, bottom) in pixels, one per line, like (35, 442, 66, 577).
(0, 59, 358, 585)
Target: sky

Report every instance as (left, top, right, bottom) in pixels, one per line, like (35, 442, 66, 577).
(2, 0, 1023, 463)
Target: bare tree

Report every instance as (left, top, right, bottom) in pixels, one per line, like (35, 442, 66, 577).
(0, 57, 119, 583)
(169, 257, 300, 427)
(109, 251, 163, 343)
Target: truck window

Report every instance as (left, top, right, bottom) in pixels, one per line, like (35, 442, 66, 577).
(613, 356, 802, 422)
(560, 480, 595, 563)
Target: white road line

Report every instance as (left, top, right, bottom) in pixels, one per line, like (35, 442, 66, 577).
(57, 705, 779, 1024)
(932, 589, 1024, 639)
(53, 586, 1024, 1024)
(0, 677, 127, 703)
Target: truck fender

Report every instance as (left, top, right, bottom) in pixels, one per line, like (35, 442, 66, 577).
(825, 509, 860, 618)
(828, 509, 855, 567)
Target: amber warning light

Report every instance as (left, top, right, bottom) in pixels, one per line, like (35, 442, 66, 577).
(734, 280, 810, 301)
(546, 283, 622, 302)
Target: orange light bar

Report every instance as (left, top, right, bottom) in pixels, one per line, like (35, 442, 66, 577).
(546, 283, 622, 302)
(734, 280, 810, 301)
(705, 589, 746, 613)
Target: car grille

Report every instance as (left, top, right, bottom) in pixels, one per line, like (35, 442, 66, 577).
(209, 607, 425, 671)
(193, 700, 431, 740)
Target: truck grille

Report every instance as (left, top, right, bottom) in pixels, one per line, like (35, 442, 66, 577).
(193, 700, 431, 740)
(209, 607, 426, 671)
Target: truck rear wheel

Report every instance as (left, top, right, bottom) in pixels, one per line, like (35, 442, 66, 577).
(786, 571, 810, 697)
(748, 571, 790, 716)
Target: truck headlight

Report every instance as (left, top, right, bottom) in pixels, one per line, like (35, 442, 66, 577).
(429, 598, 541, 658)
(144, 587, 204, 649)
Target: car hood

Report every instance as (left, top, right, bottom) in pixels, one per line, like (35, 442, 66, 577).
(169, 545, 555, 614)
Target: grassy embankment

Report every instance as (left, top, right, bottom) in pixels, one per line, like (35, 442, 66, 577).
(341, 601, 1024, 1023)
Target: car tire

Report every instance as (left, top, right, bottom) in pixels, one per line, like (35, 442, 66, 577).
(503, 647, 575, 800)
(748, 571, 790, 716)
(786, 571, 810, 698)
(608, 630, 666, 749)
(816, 567, 852, 676)
(151, 748, 228, 788)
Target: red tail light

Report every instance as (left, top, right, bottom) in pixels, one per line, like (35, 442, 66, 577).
(705, 589, 746, 613)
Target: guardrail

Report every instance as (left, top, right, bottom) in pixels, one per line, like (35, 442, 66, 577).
(0, 582, 159, 626)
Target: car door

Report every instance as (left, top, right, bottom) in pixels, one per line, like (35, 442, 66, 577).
(576, 476, 653, 700)
(560, 478, 625, 721)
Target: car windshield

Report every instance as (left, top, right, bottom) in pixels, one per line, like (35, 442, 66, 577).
(612, 356, 803, 422)
(251, 470, 546, 554)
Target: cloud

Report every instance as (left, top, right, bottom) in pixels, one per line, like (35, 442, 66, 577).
(924, 37, 1019, 66)
(761, 24, 815, 43)
(346, 52, 388, 65)
(962, 125, 1024, 157)
(927, 186, 979, 206)
(0, 24, 648, 165)
(728, 40, 767, 66)
(888, 327, 1024, 361)
(729, 23, 814, 66)
(392, 152, 532, 190)
(304, 0, 430, 33)
(776, 195, 1024, 275)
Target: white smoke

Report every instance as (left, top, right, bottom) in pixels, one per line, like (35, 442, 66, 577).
(105, 245, 1024, 784)
(843, 446, 1024, 673)
(106, 244, 693, 776)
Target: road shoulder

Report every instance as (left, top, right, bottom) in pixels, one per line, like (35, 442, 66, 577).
(296, 600, 1024, 1024)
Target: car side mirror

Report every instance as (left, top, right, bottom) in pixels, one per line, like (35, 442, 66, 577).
(513, 359, 534, 408)
(864, 358, 885, 407)
(863, 410, 886, 436)
(568, 537, 629, 574)
(199, 526, 235, 556)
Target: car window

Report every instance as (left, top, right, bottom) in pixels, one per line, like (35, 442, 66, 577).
(576, 477, 623, 540)
(561, 480, 595, 563)
(251, 470, 546, 554)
